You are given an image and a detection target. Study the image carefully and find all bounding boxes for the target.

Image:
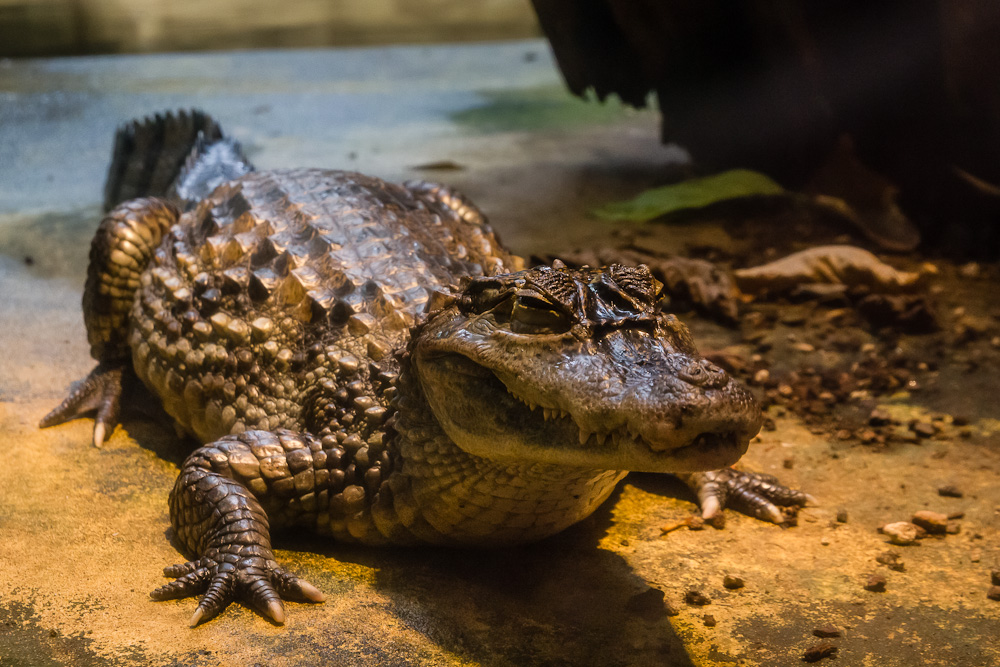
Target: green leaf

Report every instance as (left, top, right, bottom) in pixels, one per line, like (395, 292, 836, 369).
(593, 169, 785, 222)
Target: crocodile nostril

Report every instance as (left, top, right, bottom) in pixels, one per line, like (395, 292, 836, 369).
(679, 359, 729, 388)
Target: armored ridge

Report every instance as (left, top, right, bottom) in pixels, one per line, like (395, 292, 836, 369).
(131, 168, 517, 444)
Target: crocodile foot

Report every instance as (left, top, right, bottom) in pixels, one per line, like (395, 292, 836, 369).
(679, 468, 813, 525)
(40, 362, 125, 448)
(152, 554, 325, 626)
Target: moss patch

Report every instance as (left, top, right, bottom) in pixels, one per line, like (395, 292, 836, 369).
(451, 86, 635, 134)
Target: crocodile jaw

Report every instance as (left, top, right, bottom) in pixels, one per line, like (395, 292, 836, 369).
(413, 350, 755, 473)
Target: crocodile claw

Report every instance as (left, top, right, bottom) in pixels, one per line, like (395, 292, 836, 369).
(151, 556, 325, 626)
(680, 468, 812, 525)
(40, 363, 125, 447)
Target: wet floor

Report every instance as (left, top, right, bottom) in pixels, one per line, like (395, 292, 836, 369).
(0, 40, 997, 666)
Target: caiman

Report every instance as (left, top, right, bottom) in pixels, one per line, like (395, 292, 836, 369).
(42, 111, 807, 626)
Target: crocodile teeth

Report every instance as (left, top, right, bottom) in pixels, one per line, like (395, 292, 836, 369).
(506, 387, 537, 411)
(576, 431, 609, 446)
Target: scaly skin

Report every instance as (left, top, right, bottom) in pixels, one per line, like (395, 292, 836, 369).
(43, 116, 808, 626)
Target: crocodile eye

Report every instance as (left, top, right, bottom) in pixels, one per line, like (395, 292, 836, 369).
(469, 287, 504, 312)
(462, 280, 511, 314)
(654, 286, 669, 312)
(511, 291, 571, 334)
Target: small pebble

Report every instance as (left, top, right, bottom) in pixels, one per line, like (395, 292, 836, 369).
(753, 368, 771, 385)
(911, 422, 936, 439)
(783, 458, 795, 469)
(812, 625, 842, 638)
(858, 429, 878, 444)
(880, 521, 920, 546)
(836, 510, 849, 523)
(802, 643, 838, 663)
(865, 574, 887, 592)
(991, 569, 1000, 586)
(876, 551, 905, 572)
(820, 537, 831, 546)
(959, 262, 981, 279)
(868, 408, 892, 426)
(723, 575, 745, 590)
(911, 510, 949, 535)
(988, 586, 1000, 602)
(625, 588, 670, 620)
(684, 589, 712, 606)
(703, 614, 717, 627)
(937, 485, 963, 498)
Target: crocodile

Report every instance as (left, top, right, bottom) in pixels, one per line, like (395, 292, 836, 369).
(41, 111, 807, 626)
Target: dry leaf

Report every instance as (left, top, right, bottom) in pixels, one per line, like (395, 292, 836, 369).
(734, 246, 923, 295)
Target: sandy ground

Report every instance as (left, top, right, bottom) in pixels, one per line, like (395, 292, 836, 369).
(0, 40, 998, 666)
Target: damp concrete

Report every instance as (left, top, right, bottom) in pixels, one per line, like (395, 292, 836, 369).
(1, 40, 998, 667)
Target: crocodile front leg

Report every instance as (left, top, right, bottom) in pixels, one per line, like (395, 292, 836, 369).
(677, 469, 812, 525)
(154, 429, 335, 626)
(41, 197, 177, 446)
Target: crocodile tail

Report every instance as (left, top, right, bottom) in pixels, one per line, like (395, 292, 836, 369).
(103, 110, 254, 211)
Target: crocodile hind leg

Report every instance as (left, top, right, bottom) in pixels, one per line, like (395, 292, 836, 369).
(677, 469, 813, 525)
(152, 430, 334, 626)
(40, 198, 178, 446)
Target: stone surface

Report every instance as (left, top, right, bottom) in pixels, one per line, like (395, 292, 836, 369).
(1, 40, 999, 667)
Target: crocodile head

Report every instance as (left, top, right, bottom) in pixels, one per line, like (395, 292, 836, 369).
(411, 262, 763, 473)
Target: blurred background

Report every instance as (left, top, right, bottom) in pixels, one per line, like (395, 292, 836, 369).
(0, 0, 541, 56)
(2, 0, 998, 257)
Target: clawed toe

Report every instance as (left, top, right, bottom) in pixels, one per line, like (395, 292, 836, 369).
(152, 556, 323, 625)
(151, 565, 212, 601)
(40, 363, 125, 447)
(272, 568, 326, 603)
(681, 468, 811, 525)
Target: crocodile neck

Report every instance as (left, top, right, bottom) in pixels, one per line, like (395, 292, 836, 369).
(369, 354, 627, 546)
